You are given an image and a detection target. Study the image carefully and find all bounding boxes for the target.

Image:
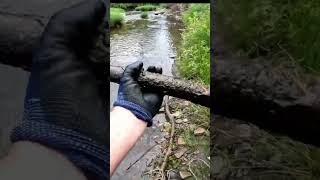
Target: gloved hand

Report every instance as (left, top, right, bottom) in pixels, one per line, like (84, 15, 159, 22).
(11, 0, 108, 179)
(114, 61, 164, 126)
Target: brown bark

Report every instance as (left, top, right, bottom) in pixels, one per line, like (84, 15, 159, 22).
(111, 67, 210, 107)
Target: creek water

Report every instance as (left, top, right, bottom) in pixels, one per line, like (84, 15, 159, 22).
(110, 10, 183, 179)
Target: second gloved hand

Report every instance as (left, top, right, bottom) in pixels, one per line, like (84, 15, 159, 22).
(114, 62, 164, 126)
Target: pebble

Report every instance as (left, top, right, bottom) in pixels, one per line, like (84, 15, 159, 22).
(174, 147, 188, 158)
(177, 137, 186, 145)
(167, 170, 180, 179)
(172, 111, 181, 117)
(194, 127, 206, 136)
(175, 119, 183, 124)
(179, 171, 192, 179)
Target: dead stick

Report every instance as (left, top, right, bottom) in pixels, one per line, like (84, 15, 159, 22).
(111, 67, 210, 107)
(155, 96, 175, 180)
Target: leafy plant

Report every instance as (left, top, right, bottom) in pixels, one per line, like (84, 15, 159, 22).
(140, 12, 148, 19)
(217, 0, 320, 72)
(110, 8, 125, 28)
(178, 4, 210, 85)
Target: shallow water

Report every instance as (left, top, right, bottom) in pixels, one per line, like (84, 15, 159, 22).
(110, 11, 183, 75)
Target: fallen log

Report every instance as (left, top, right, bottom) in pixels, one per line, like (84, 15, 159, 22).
(111, 67, 210, 107)
(212, 57, 320, 146)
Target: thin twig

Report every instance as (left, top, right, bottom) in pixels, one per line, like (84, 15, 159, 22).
(161, 96, 175, 171)
(154, 96, 175, 180)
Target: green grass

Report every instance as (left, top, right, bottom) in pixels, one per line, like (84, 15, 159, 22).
(217, 0, 320, 72)
(111, 3, 139, 11)
(177, 4, 210, 85)
(135, 4, 158, 11)
(110, 8, 125, 28)
(111, 3, 160, 11)
(140, 12, 148, 19)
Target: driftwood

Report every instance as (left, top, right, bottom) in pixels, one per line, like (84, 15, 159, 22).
(212, 57, 320, 146)
(111, 67, 210, 107)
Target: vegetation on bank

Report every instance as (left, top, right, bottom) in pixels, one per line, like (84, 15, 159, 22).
(110, 8, 124, 28)
(135, 4, 158, 11)
(140, 12, 148, 19)
(110, 4, 161, 28)
(110, 3, 139, 11)
(111, 3, 160, 11)
(177, 4, 210, 85)
(217, 0, 320, 72)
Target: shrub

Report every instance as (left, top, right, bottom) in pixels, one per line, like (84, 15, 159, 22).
(217, 0, 320, 72)
(110, 8, 125, 28)
(178, 4, 210, 85)
(135, 4, 157, 11)
(140, 12, 148, 19)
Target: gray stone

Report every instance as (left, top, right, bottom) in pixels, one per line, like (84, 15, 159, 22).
(194, 127, 206, 136)
(174, 147, 188, 158)
(179, 171, 192, 179)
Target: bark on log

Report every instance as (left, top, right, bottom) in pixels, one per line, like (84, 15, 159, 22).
(212, 57, 320, 146)
(111, 67, 210, 107)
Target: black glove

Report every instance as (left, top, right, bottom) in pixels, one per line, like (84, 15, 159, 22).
(11, 1, 108, 179)
(114, 61, 164, 126)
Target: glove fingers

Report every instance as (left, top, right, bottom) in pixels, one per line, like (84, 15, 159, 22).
(143, 93, 164, 114)
(40, 0, 106, 52)
(147, 66, 163, 74)
(123, 61, 144, 80)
